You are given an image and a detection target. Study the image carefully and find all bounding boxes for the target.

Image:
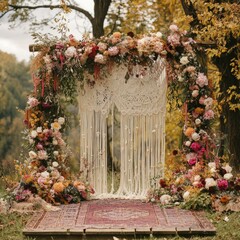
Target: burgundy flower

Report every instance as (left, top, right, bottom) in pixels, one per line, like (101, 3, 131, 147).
(42, 102, 51, 108)
(127, 32, 134, 38)
(217, 179, 228, 191)
(159, 178, 167, 188)
(88, 45, 99, 59)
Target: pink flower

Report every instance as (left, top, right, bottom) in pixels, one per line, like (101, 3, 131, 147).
(204, 109, 214, 120)
(38, 150, 48, 160)
(217, 179, 228, 191)
(36, 143, 44, 150)
(167, 33, 181, 47)
(185, 66, 196, 73)
(199, 96, 206, 105)
(190, 142, 202, 152)
(27, 97, 39, 108)
(196, 73, 208, 87)
(188, 158, 197, 166)
(169, 24, 179, 32)
(192, 90, 199, 97)
(107, 46, 119, 56)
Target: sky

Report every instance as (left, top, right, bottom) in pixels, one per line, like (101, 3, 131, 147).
(0, 1, 94, 62)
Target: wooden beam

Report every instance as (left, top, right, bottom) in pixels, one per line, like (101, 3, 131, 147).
(29, 44, 45, 52)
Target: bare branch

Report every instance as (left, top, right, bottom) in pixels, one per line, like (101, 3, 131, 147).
(8, 4, 94, 24)
(0, 8, 14, 19)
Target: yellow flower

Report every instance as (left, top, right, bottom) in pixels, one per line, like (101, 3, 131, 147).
(51, 121, 61, 131)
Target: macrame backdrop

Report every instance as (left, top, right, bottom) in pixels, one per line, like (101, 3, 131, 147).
(78, 57, 167, 198)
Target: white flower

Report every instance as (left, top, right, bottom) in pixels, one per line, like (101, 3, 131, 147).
(31, 130, 38, 138)
(185, 141, 191, 147)
(29, 138, 34, 144)
(51, 121, 61, 131)
(52, 139, 58, 145)
(29, 151, 37, 159)
(53, 151, 59, 156)
(180, 56, 189, 65)
(192, 132, 200, 141)
(52, 161, 59, 168)
(178, 76, 184, 82)
(224, 173, 233, 180)
(204, 97, 213, 108)
(160, 194, 172, 205)
(65, 46, 77, 58)
(183, 191, 190, 200)
(41, 171, 49, 178)
(208, 162, 216, 169)
(194, 175, 201, 182)
(58, 117, 65, 125)
(169, 24, 179, 32)
(222, 164, 232, 173)
(94, 53, 107, 64)
(36, 127, 42, 133)
(192, 90, 199, 98)
(210, 168, 217, 173)
(193, 181, 199, 187)
(156, 32, 163, 38)
(205, 178, 217, 189)
(195, 118, 201, 125)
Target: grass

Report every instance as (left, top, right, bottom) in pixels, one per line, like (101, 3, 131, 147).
(0, 211, 239, 240)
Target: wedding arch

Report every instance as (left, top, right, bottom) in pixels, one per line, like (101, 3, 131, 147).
(14, 25, 222, 204)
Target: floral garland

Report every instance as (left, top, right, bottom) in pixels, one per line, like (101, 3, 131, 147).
(147, 25, 239, 211)
(13, 25, 239, 208)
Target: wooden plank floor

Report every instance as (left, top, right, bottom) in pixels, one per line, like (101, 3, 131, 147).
(23, 199, 215, 238)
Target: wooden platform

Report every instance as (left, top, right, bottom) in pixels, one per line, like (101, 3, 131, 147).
(23, 199, 215, 239)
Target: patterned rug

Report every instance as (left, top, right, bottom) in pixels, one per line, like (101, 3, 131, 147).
(24, 199, 216, 236)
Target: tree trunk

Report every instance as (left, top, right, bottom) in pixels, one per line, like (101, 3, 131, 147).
(213, 51, 240, 172)
(93, 0, 112, 38)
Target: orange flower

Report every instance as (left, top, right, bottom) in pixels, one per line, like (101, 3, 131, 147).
(194, 107, 204, 115)
(184, 127, 195, 137)
(23, 175, 34, 184)
(53, 182, 65, 193)
(220, 195, 231, 204)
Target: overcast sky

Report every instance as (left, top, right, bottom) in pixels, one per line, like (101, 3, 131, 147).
(0, 1, 94, 62)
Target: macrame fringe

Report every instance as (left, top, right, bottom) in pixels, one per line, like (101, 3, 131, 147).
(78, 57, 167, 199)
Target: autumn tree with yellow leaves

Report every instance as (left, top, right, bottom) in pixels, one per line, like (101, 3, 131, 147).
(180, 0, 240, 171)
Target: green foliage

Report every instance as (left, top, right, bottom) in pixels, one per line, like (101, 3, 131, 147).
(181, 192, 212, 210)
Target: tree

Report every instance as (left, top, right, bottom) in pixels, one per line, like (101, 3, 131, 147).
(0, 51, 31, 175)
(0, 0, 112, 38)
(180, 0, 240, 171)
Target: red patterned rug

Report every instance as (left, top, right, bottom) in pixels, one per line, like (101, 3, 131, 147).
(24, 199, 215, 236)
